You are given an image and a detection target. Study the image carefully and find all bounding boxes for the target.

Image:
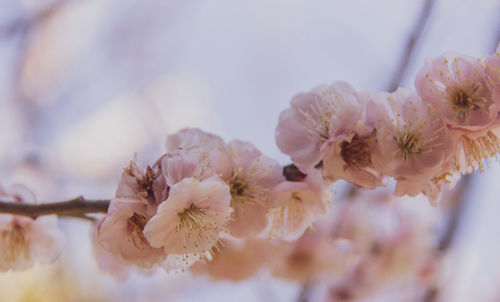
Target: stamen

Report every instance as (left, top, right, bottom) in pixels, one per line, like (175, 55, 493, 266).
(176, 203, 227, 255)
(296, 94, 337, 142)
(227, 167, 270, 208)
(462, 131, 500, 173)
(1, 222, 30, 263)
(126, 213, 150, 249)
(446, 82, 486, 121)
(395, 130, 422, 162)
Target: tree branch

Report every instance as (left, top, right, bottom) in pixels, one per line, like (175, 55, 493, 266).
(0, 164, 312, 219)
(0, 197, 109, 219)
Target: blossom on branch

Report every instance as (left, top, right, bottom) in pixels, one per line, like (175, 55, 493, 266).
(276, 81, 386, 188)
(0, 185, 65, 271)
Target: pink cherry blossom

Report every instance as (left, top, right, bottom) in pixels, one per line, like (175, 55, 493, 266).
(270, 231, 356, 283)
(485, 43, 500, 94)
(91, 222, 131, 281)
(416, 53, 496, 130)
(0, 185, 65, 271)
(143, 177, 232, 264)
(275, 81, 385, 188)
(267, 169, 331, 241)
(97, 199, 166, 270)
(223, 139, 284, 237)
(161, 146, 233, 187)
(116, 157, 168, 208)
(371, 87, 455, 181)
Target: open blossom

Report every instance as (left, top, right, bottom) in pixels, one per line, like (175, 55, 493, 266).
(485, 43, 500, 100)
(0, 185, 65, 271)
(267, 169, 331, 241)
(370, 88, 456, 203)
(97, 199, 166, 270)
(223, 140, 284, 237)
(275, 81, 385, 189)
(416, 53, 500, 172)
(144, 177, 232, 263)
(416, 53, 497, 130)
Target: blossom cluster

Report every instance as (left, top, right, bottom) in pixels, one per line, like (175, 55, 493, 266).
(1, 45, 499, 295)
(95, 128, 332, 274)
(277, 44, 500, 205)
(92, 45, 500, 279)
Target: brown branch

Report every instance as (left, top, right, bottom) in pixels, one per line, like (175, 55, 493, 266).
(0, 164, 307, 219)
(0, 197, 109, 219)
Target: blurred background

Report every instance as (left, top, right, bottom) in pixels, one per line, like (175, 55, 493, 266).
(0, 0, 499, 301)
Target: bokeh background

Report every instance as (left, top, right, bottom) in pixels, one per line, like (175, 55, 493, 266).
(0, 0, 499, 301)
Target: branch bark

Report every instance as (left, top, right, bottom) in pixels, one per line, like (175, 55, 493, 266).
(0, 197, 109, 219)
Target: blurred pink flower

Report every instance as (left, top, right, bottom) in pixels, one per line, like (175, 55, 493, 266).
(0, 185, 65, 271)
(270, 231, 356, 283)
(190, 238, 275, 281)
(143, 177, 232, 266)
(267, 169, 331, 241)
(166, 127, 226, 152)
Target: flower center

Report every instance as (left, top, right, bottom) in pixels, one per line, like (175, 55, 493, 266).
(447, 83, 485, 120)
(177, 203, 210, 232)
(340, 133, 372, 168)
(395, 130, 422, 162)
(229, 178, 247, 197)
(127, 213, 150, 249)
(1, 223, 29, 263)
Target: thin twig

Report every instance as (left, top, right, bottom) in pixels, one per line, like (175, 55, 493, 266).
(387, 0, 435, 92)
(423, 175, 471, 302)
(296, 283, 311, 302)
(0, 197, 109, 219)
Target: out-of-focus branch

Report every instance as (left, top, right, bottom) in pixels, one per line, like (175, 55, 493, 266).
(0, 197, 109, 219)
(387, 0, 435, 92)
(438, 175, 471, 252)
(423, 175, 471, 302)
(296, 283, 311, 302)
(0, 0, 67, 38)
